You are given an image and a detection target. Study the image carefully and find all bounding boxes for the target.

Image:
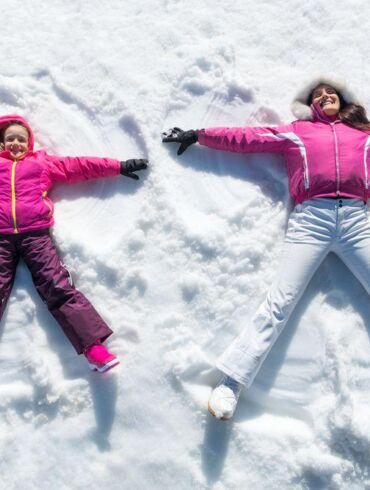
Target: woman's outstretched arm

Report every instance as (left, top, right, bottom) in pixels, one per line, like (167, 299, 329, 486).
(162, 124, 295, 155)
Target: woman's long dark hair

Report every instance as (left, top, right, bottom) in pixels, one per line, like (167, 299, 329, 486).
(339, 104, 370, 132)
(308, 84, 370, 132)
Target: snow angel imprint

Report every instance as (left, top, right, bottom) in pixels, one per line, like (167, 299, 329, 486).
(0, 114, 147, 373)
(162, 78, 370, 419)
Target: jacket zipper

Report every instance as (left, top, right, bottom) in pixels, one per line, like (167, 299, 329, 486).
(11, 159, 18, 233)
(331, 123, 340, 195)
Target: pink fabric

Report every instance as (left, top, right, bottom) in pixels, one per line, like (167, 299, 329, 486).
(198, 104, 370, 204)
(0, 114, 121, 233)
(84, 343, 116, 364)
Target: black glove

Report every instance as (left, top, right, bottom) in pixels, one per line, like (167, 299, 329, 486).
(120, 159, 148, 180)
(162, 127, 198, 155)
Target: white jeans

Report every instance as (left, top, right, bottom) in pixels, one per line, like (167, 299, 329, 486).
(217, 198, 370, 387)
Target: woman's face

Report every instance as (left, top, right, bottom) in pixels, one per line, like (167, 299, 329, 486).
(3, 124, 29, 159)
(311, 85, 341, 116)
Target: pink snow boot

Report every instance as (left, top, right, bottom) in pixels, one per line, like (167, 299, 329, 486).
(84, 342, 120, 373)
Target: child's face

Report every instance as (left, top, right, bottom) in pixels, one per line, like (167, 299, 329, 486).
(3, 124, 29, 159)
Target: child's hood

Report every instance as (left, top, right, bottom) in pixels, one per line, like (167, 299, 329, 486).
(0, 114, 35, 151)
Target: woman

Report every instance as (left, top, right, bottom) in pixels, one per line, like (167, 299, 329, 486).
(162, 78, 370, 419)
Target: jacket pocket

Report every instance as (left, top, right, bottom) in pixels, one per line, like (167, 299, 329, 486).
(41, 192, 54, 218)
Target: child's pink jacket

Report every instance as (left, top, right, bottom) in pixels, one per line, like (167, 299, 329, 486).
(198, 104, 370, 204)
(0, 114, 121, 234)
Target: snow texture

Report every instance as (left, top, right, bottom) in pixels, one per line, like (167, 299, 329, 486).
(1, 1, 370, 489)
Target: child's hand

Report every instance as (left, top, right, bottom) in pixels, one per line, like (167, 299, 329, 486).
(120, 159, 148, 180)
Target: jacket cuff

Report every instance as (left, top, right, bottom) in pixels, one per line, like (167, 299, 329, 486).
(197, 128, 206, 146)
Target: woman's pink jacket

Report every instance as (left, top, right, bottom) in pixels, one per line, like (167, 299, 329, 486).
(198, 104, 370, 204)
(0, 115, 120, 234)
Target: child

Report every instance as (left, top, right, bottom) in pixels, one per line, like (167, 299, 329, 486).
(0, 114, 147, 373)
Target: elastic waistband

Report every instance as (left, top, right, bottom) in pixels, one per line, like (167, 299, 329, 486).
(296, 198, 366, 211)
(0, 228, 50, 242)
(324, 196, 355, 200)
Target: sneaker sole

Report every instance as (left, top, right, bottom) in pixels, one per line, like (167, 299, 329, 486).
(88, 358, 120, 373)
(207, 401, 230, 421)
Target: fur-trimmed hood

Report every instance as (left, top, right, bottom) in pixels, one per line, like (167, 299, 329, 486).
(291, 77, 360, 121)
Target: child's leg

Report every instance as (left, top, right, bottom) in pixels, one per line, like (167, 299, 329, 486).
(0, 236, 19, 320)
(19, 230, 113, 354)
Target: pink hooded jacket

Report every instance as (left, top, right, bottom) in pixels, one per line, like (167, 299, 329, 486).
(0, 115, 121, 234)
(198, 81, 370, 204)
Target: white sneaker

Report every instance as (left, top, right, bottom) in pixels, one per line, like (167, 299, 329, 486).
(208, 376, 242, 420)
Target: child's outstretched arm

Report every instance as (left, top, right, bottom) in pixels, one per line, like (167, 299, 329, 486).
(43, 153, 148, 184)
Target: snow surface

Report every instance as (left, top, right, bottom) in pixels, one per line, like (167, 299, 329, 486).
(1, 1, 370, 489)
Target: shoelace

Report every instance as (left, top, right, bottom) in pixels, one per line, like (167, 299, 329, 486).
(219, 375, 242, 398)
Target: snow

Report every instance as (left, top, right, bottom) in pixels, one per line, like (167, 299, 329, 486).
(1, 0, 370, 488)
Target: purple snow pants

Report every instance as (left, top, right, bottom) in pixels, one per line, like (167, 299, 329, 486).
(0, 229, 113, 354)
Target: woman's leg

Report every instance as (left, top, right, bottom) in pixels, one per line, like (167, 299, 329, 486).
(334, 204, 370, 297)
(19, 230, 113, 354)
(216, 239, 329, 388)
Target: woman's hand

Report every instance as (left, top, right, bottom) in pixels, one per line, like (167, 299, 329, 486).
(120, 159, 148, 180)
(162, 127, 198, 155)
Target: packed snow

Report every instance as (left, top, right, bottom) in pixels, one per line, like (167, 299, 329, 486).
(1, 0, 370, 488)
